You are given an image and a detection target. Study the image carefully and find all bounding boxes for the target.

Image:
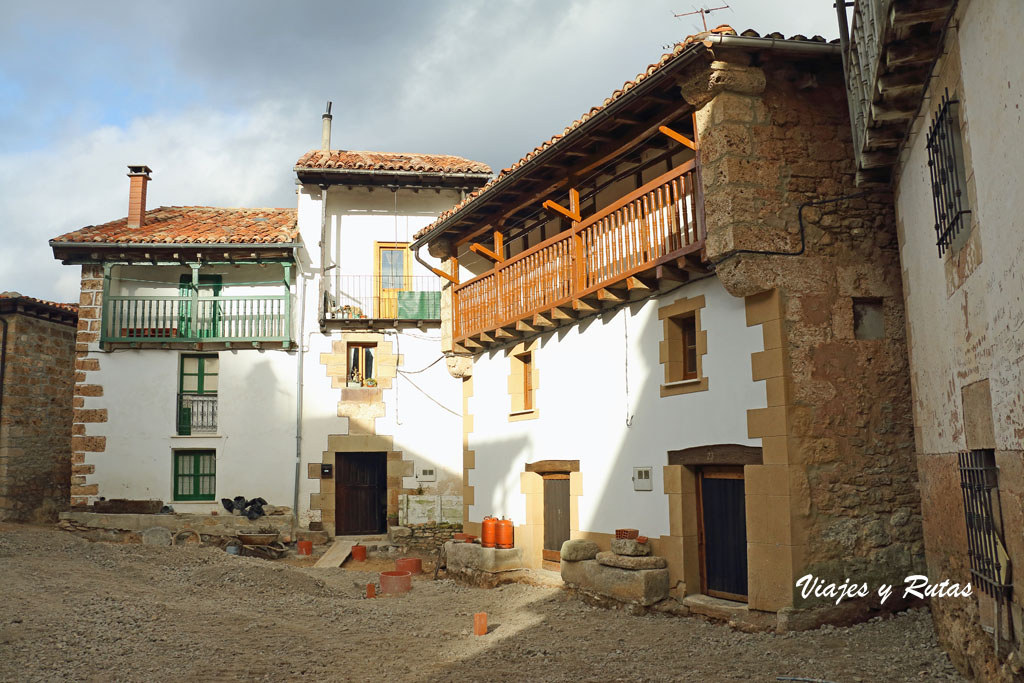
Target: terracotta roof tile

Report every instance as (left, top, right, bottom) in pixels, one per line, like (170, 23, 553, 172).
(0, 292, 79, 319)
(295, 150, 491, 175)
(413, 25, 837, 241)
(51, 207, 298, 246)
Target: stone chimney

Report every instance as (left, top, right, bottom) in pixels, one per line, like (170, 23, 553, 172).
(321, 101, 333, 152)
(126, 165, 153, 229)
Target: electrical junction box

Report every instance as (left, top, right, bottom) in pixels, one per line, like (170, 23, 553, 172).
(416, 466, 436, 482)
(632, 467, 653, 491)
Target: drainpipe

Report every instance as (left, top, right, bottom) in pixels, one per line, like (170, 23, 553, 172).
(318, 184, 329, 331)
(292, 248, 307, 528)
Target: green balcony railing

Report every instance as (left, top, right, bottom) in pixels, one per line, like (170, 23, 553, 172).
(102, 294, 291, 344)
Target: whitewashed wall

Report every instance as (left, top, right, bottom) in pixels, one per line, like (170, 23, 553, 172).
(893, 0, 1024, 453)
(294, 182, 467, 525)
(466, 276, 765, 538)
(80, 346, 298, 512)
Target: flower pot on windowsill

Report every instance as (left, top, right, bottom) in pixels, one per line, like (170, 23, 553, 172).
(364, 379, 378, 388)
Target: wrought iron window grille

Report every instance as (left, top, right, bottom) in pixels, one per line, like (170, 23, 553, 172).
(927, 90, 972, 257)
(958, 449, 1011, 604)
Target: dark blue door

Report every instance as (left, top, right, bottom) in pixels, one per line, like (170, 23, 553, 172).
(699, 469, 748, 601)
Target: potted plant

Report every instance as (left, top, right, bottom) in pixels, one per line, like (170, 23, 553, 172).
(387, 513, 399, 528)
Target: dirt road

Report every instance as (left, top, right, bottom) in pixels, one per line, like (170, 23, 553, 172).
(0, 525, 962, 682)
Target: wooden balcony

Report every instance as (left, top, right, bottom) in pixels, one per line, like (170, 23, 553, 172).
(102, 294, 291, 346)
(843, 0, 954, 184)
(453, 161, 705, 346)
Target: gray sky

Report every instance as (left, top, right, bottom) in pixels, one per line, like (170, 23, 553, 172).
(0, 0, 842, 302)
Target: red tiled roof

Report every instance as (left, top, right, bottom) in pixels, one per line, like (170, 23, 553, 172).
(51, 207, 298, 246)
(0, 292, 79, 321)
(295, 150, 491, 175)
(413, 25, 835, 241)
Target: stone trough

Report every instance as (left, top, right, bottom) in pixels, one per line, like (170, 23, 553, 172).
(559, 538, 669, 607)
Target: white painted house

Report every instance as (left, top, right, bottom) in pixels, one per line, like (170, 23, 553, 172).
(51, 121, 491, 536)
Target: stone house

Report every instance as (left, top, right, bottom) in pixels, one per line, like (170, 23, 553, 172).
(413, 26, 923, 624)
(49, 127, 490, 534)
(0, 292, 78, 522)
(841, 0, 1024, 678)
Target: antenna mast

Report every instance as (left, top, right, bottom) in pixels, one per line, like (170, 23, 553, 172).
(674, 4, 731, 32)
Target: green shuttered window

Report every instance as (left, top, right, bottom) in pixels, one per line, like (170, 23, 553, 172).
(174, 450, 216, 501)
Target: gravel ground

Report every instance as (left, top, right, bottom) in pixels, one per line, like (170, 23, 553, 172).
(0, 524, 964, 682)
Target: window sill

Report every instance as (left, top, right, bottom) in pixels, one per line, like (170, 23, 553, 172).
(663, 378, 701, 388)
(171, 434, 223, 439)
(508, 408, 540, 423)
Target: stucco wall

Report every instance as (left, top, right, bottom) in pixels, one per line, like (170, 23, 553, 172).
(892, 0, 1024, 677)
(466, 276, 764, 537)
(77, 345, 297, 511)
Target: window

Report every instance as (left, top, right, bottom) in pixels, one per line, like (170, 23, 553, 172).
(667, 313, 698, 382)
(927, 89, 971, 257)
(174, 450, 216, 501)
(853, 298, 884, 340)
(348, 344, 376, 386)
(508, 341, 539, 420)
(177, 355, 218, 435)
(659, 294, 708, 397)
(958, 449, 1010, 604)
(375, 242, 410, 317)
(520, 352, 534, 411)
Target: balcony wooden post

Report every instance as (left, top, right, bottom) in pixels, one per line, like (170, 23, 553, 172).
(190, 263, 200, 339)
(569, 188, 584, 295)
(282, 262, 292, 348)
(451, 255, 460, 340)
(101, 263, 112, 346)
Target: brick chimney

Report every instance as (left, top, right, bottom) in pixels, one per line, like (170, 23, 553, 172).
(126, 165, 152, 228)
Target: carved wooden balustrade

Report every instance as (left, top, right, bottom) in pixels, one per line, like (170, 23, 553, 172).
(453, 160, 704, 343)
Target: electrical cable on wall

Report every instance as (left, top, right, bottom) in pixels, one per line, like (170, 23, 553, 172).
(624, 312, 634, 427)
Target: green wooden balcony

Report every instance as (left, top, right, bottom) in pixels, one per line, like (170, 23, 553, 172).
(102, 293, 291, 345)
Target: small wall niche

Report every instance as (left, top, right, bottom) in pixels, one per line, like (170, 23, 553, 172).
(853, 298, 884, 340)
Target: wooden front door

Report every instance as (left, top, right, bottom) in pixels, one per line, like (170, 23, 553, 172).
(697, 466, 748, 602)
(542, 474, 571, 570)
(334, 453, 386, 535)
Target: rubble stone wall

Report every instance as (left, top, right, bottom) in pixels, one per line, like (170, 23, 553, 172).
(0, 311, 76, 521)
(685, 52, 923, 610)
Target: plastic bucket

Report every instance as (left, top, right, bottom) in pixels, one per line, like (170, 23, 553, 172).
(351, 545, 367, 562)
(396, 557, 422, 574)
(380, 570, 412, 595)
(297, 540, 313, 555)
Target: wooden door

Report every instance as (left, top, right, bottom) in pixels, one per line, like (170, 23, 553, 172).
(697, 466, 748, 602)
(334, 453, 386, 535)
(542, 474, 571, 569)
(375, 242, 410, 318)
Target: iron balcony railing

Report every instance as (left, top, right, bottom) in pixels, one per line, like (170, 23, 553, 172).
(102, 294, 291, 344)
(453, 160, 704, 341)
(176, 393, 218, 435)
(327, 275, 442, 321)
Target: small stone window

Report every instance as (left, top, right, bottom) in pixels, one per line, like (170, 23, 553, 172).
(853, 298, 884, 340)
(658, 294, 708, 397)
(508, 340, 539, 421)
(347, 343, 376, 386)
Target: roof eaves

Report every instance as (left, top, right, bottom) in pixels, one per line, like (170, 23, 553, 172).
(410, 41, 710, 249)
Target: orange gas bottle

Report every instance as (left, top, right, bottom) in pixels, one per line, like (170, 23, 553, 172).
(481, 516, 497, 548)
(496, 518, 514, 549)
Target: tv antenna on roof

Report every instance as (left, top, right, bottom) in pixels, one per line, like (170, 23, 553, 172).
(674, 4, 731, 32)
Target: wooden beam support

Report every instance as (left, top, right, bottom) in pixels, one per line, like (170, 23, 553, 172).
(425, 263, 459, 284)
(870, 102, 918, 123)
(494, 326, 515, 339)
(572, 298, 600, 314)
(453, 100, 691, 248)
(625, 276, 654, 292)
(891, 0, 953, 27)
(542, 188, 582, 223)
(463, 337, 483, 350)
(477, 331, 495, 344)
(859, 151, 898, 169)
(864, 126, 906, 149)
(655, 263, 688, 283)
(549, 306, 577, 321)
(469, 243, 501, 263)
(659, 125, 696, 151)
(532, 313, 554, 328)
(515, 319, 538, 333)
(596, 288, 624, 304)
